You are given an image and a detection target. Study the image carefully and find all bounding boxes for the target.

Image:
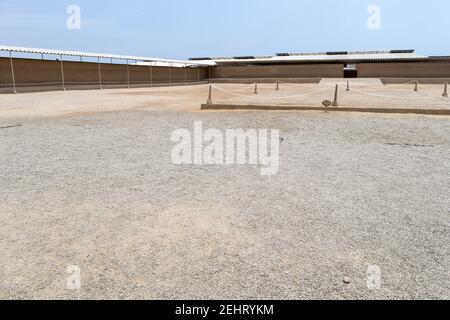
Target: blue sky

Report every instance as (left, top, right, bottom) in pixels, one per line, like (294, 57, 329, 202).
(0, 0, 449, 59)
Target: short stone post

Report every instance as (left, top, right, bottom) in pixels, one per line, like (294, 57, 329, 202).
(254, 82, 258, 95)
(414, 81, 418, 92)
(443, 81, 448, 97)
(332, 84, 339, 107)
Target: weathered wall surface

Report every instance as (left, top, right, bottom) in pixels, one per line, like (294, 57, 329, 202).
(0, 58, 208, 93)
(211, 64, 344, 79)
(3, 57, 450, 93)
(358, 62, 450, 78)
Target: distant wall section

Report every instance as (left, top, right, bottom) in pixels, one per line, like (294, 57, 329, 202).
(357, 62, 450, 78)
(0, 57, 209, 93)
(211, 64, 344, 79)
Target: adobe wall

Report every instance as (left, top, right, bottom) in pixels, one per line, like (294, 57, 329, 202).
(3, 57, 450, 94)
(358, 62, 450, 78)
(211, 64, 343, 79)
(0, 57, 208, 93)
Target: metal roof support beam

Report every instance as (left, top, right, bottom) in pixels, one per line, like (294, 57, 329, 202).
(9, 51, 17, 94)
(60, 55, 66, 91)
(98, 57, 103, 90)
(169, 62, 172, 87)
(149, 63, 153, 88)
(126, 59, 130, 89)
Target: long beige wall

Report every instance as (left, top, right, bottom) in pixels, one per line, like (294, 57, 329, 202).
(358, 62, 450, 78)
(211, 64, 343, 79)
(3, 57, 450, 93)
(0, 57, 208, 93)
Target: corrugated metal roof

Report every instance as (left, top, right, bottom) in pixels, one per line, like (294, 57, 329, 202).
(0, 45, 216, 66)
(271, 52, 427, 61)
(212, 51, 429, 65)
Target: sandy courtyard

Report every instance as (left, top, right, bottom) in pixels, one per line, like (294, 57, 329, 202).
(0, 83, 449, 299)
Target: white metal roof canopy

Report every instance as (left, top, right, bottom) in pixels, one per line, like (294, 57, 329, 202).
(0, 45, 216, 67)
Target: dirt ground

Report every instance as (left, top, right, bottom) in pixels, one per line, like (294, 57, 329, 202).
(1, 80, 449, 119)
(0, 82, 449, 299)
(209, 79, 450, 111)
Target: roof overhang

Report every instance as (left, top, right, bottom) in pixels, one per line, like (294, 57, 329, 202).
(197, 50, 435, 66)
(0, 45, 215, 67)
(212, 54, 431, 66)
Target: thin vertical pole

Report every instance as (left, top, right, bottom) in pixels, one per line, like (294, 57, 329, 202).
(276, 80, 279, 91)
(207, 85, 213, 105)
(443, 81, 448, 97)
(197, 67, 200, 82)
(150, 63, 153, 87)
(414, 81, 418, 92)
(254, 82, 258, 94)
(60, 55, 66, 91)
(9, 51, 17, 94)
(184, 64, 187, 86)
(169, 62, 172, 87)
(346, 80, 350, 91)
(332, 84, 339, 106)
(126, 59, 130, 89)
(98, 57, 103, 90)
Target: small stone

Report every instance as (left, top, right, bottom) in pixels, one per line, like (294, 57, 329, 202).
(343, 277, 351, 284)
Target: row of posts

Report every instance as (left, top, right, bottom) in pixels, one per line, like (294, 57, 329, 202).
(408, 80, 448, 96)
(206, 80, 449, 105)
(7, 51, 204, 94)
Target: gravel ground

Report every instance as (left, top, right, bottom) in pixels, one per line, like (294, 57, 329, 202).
(0, 86, 449, 300)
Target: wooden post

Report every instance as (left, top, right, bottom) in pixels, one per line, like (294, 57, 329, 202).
(346, 80, 350, 91)
(276, 81, 279, 91)
(9, 51, 17, 94)
(60, 55, 66, 91)
(126, 60, 130, 89)
(414, 81, 418, 92)
(332, 84, 339, 107)
(98, 57, 103, 90)
(443, 81, 448, 97)
(151, 62, 154, 88)
(254, 82, 258, 95)
(169, 63, 172, 87)
(207, 85, 213, 105)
